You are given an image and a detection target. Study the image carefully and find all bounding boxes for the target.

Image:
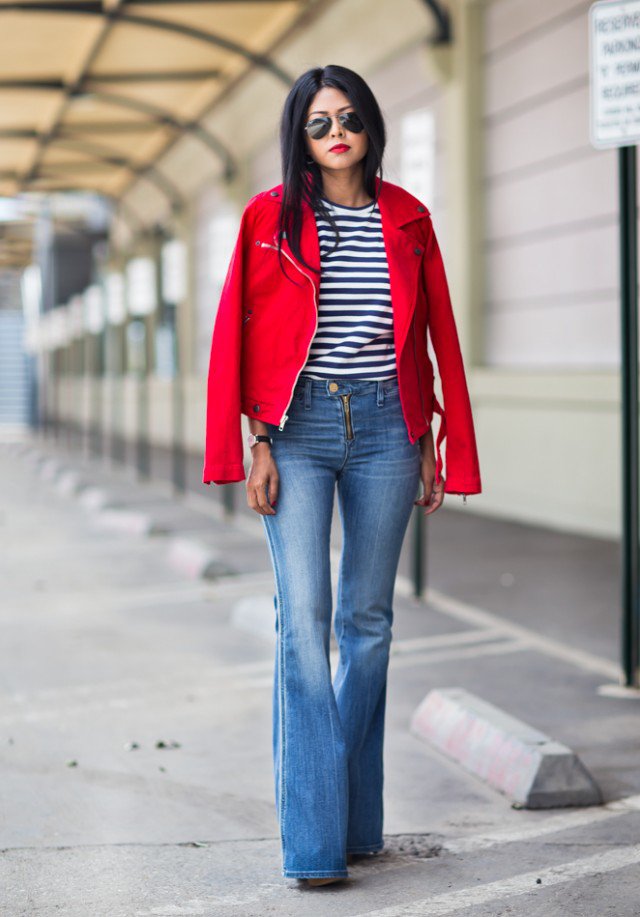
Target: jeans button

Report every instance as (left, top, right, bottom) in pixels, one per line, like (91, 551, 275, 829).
(329, 382, 339, 392)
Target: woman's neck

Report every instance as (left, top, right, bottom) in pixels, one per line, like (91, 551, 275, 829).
(318, 166, 370, 208)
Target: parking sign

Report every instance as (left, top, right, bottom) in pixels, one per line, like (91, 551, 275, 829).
(590, 0, 640, 147)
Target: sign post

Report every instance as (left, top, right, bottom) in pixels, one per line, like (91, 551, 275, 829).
(590, 0, 640, 687)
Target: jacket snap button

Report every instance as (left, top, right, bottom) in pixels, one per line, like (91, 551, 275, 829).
(270, 190, 279, 196)
(255, 240, 261, 246)
(253, 404, 260, 412)
(417, 205, 426, 212)
(414, 246, 422, 255)
(329, 382, 339, 392)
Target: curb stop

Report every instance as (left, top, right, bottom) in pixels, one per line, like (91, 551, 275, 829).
(410, 687, 602, 809)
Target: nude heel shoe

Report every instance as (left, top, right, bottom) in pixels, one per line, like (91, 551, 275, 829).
(307, 876, 345, 886)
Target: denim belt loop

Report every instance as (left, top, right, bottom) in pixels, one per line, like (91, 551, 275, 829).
(376, 380, 385, 407)
(304, 376, 312, 409)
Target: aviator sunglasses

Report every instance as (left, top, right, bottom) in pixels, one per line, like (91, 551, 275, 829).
(304, 110, 365, 140)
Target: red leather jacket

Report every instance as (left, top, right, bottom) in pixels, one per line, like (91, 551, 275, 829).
(203, 175, 482, 497)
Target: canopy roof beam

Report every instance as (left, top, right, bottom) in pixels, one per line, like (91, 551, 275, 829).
(0, 0, 300, 207)
(421, 0, 451, 44)
(0, 79, 237, 183)
(0, 2, 295, 86)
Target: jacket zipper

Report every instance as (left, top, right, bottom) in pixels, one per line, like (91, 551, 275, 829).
(258, 238, 319, 430)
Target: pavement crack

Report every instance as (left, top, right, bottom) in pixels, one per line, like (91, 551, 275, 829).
(0, 836, 281, 854)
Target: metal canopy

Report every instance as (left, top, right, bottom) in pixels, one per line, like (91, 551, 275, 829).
(0, 0, 303, 208)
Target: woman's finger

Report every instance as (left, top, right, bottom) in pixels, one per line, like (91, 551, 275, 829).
(247, 479, 271, 514)
(414, 470, 434, 506)
(423, 480, 445, 515)
(268, 473, 279, 507)
(255, 479, 276, 515)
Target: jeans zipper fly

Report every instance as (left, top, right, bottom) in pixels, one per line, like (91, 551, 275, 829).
(340, 393, 354, 440)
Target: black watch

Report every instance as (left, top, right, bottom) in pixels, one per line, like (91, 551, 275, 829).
(247, 433, 273, 448)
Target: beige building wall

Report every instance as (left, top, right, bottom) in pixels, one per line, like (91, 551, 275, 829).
(476, 0, 621, 537)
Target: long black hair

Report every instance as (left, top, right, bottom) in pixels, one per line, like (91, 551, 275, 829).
(276, 64, 387, 285)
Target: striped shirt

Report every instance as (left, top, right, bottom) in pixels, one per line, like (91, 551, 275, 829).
(299, 196, 397, 380)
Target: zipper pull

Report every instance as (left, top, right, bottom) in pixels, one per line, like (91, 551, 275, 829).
(279, 414, 288, 431)
(463, 494, 467, 505)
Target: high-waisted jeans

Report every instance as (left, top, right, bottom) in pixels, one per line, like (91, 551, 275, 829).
(260, 374, 422, 879)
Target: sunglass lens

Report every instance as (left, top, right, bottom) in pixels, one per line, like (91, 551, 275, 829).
(341, 112, 364, 133)
(305, 117, 331, 139)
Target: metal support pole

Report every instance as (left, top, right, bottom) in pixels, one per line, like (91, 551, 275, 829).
(110, 322, 126, 466)
(96, 327, 105, 459)
(136, 317, 151, 479)
(412, 504, 425, 599)
(618, 144, 639, 688)
(171, 308, 186, 494)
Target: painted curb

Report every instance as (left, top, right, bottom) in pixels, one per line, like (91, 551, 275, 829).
(38, 457, 64, 481)
(55, 469, 88, 496)
(410, 687, 602, 809)
(166, 536, 236, 580)
(78, 487, 114, 511)
(230, 595, 276, 641)
(92, 508, 168, 536)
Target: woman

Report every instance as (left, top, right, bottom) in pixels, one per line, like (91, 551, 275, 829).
(203, 65, 481, 886)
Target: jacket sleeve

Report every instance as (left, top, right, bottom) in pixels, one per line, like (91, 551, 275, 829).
(422, 215, 482, 496)
(202, 200, 256, 486)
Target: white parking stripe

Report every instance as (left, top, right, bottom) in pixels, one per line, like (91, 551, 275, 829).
(402, 584, 622, 680)
(349, 843, 640, 917)
(390, 628, 507, 654)
(389, 638, 529, 670)
(445, 794, 640, 853)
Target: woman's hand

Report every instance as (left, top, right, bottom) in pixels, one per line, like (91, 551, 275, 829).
(414, 427, 445, 516)
(246, 444, 279, 515)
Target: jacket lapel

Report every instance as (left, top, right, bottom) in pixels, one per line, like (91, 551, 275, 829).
(375, 176, 428, 356)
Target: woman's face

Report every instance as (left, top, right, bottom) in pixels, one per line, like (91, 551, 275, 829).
(304, 86, 369, 173)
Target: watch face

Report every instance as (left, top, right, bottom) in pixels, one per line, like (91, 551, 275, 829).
(247, 434, 270, 447)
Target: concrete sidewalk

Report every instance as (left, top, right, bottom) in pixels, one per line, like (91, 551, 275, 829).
(1, 435, 640, 916)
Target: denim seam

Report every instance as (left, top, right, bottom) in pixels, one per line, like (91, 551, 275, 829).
(346, 842, 384, 853)
(263, 519, 288, 870)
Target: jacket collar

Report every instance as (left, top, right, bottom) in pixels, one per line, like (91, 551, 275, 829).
(262, 174, 429, 229)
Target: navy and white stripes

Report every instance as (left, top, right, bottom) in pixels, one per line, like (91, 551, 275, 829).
(300, 196, 397, 381)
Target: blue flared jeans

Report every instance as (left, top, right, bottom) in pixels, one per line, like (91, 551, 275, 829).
(260, 374, 422, 879)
